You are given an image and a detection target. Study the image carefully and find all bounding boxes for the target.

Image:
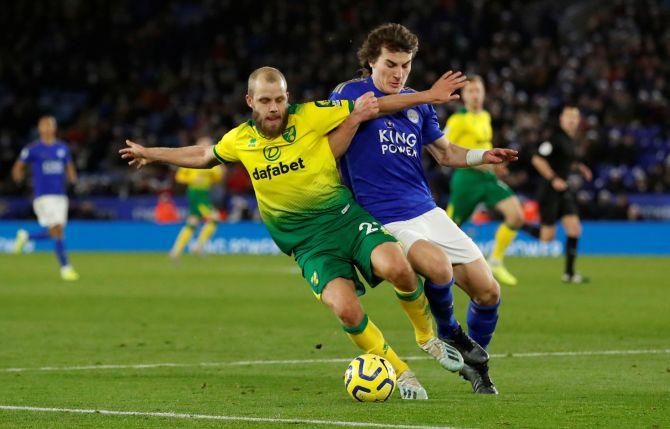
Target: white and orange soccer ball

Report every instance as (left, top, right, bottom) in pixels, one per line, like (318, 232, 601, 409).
(344, 354, 396, 402)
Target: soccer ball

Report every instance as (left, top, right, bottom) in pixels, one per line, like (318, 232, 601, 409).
(344, 353, 396, 402)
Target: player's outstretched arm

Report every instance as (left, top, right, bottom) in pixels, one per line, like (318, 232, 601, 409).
(426, 136, 518, 168)
(377, 71, 467, 115)
(119, 140, 219, 169)
(328, 92, 379, 159)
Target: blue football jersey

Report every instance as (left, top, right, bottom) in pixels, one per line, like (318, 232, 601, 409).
(330, 76, 444, 224)
(19, 140, 72, 197)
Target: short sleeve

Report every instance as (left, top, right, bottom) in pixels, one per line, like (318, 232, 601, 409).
(213, 129, 240, 163)
(536, 140, 554, 158)
(63, 145, 73, 162)
(175, 167, 190, 184)
(211, 165, 224, 182)
(19, 147, 32, 162)
(299, 101, 355, 135)
(421, 105, 444, 144)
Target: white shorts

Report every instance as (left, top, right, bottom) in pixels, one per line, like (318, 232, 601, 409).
(384, 207, 483, 265)
(33, 195, 69, 227)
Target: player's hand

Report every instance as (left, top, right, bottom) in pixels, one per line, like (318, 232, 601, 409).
(483, 148, 518, 164)
(351, 91, 379, 122)
(551, 177, 568, 192)
(427, 71, 467, 104)
(119, 140, 152, 169)
(579, 164, 593, 181)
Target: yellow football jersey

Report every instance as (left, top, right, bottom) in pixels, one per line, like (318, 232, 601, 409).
(175, 166, 224, 191)
(444, 108, 493, 150)
(212, 100, 354, 252)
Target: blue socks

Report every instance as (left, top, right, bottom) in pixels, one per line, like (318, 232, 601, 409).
(467, 299, 500, 350)
(423, 278, 460, 340)
(55, 239, 69, 267)
(29, 229, 51, 240)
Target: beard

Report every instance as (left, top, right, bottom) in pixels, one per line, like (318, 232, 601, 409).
(253, 109, 289, 139)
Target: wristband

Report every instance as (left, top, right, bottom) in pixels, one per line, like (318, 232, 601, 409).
(465, 149, 487, 167)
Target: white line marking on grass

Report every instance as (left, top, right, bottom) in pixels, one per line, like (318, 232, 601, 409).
(2, 349, 668, 373)
(0, 405, 463, 429)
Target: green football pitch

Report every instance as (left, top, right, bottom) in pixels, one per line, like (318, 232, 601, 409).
(0, 253, 668, 428)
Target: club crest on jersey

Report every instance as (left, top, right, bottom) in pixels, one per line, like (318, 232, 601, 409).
(263, 145, 281, 162)
(406, 109, 420, 124)
(282, 126, 296, 143)
(248, 137, 257, 147)
(57, 148, 66, 158)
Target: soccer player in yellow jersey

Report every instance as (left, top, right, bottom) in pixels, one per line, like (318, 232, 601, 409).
(445, 76, 525, 286)
(169, 136, 225, 259)
(121, 66, 469, 400)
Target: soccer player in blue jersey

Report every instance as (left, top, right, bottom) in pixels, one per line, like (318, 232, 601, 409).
(12, 116, 79, 281)
(329, 24, 517, 394)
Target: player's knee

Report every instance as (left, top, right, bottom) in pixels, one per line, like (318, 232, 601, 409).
(333, 302, 364, 327)
(474, 278, 500, 306)
(383, 257, 415, 289)
(49, 225, 63, 239)
(429, 262, 453, 285)
(506, 210, 524, 229)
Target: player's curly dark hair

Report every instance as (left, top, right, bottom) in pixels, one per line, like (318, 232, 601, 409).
(357, 23, 419, 76)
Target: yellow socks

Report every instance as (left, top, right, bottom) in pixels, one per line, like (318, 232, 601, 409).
(491, 223, 518, 263)
(196, 221, 217, 249)
(344, 314, 409, 375)
(171, 225, 194, 257)
(395, 280, 435, 345)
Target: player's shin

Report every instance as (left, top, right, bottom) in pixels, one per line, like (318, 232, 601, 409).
(54, 239, 69, 267)
(466, 299, 500, 350)
(491, 223, 518, 263)
(423, 277, 460, 340)
(196, 220, 217, 250)
(565, 236, 578, 276)
(394, 278, 435, 345)
(171, 225, 195, 257)
(343, 314, 410, 375)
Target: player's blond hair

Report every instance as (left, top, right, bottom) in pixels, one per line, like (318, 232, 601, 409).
(247, 67, 287, 95)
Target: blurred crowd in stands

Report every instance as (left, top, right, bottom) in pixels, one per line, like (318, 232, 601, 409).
(1, 0, 668, 221)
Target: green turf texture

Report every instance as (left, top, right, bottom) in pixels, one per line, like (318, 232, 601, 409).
(0, 253, 668, 428)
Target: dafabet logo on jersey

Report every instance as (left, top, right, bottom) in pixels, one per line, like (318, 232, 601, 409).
(252, 158, 306, 181)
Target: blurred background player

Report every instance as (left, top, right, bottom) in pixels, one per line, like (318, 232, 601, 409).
(169, 136, 225, 259)
(330, 24, 518, 394)
(530, 106, 592, 284)
(444, 76, 526, 287)
(11, 116, 79, 281)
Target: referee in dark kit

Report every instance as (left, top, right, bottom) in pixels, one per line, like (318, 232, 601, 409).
(529, 105, 593, 283)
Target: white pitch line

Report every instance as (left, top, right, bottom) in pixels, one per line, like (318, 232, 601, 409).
(1, 349, 668, 373)
(0, 405, 463, 429)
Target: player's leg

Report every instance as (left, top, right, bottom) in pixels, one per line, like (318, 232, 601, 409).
(369, 242, 434, 344)
(15, 197, 54, 253)
(485, 177, 522, 286)
(303, 250, 427, 400)
(170, 215, 199, 259)
(40, 196, 77, 281)
(560, 214, 587, 283)
(354, 215, 463, 373)
(193, 199, 218, 254)
(452, 258, 500, 394)
(321, 278, 411, 377)
(405, 239, 459, 339)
